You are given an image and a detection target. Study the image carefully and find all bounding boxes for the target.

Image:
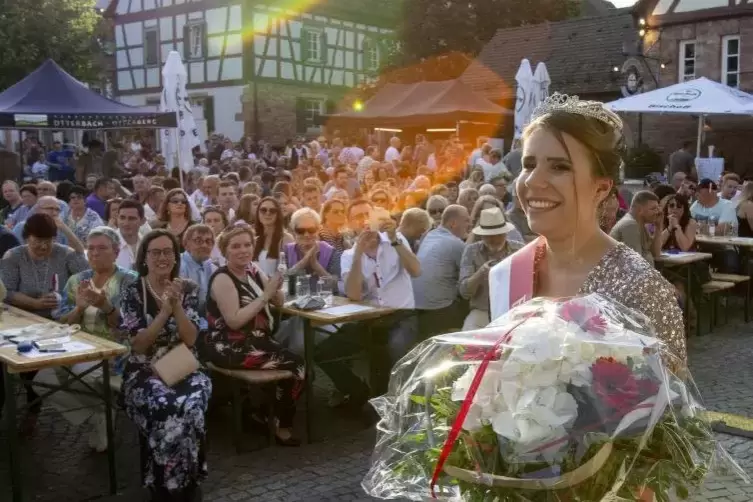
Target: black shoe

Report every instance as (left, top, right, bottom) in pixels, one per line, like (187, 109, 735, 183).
(274, 434, 301, 447)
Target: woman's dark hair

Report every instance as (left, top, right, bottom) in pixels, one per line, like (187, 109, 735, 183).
(20, 184, 38, 197)
(158, 188, 192, 222)
(652, 183, 676, 202)
(253, 196, 283, 261)
(68, 185, 88, 199)
(135, 229, 180, 279)
(105, 197, 124, 222)
(56, 180, 74, 202)
(523, 110, 623, 183)
(663, 193, 691, 230)
(23, 213, 57, 240)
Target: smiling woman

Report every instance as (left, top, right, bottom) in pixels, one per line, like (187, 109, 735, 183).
(491, 93, 687, 369)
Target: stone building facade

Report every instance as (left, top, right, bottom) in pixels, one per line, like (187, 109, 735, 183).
(631, 0, 753, 176)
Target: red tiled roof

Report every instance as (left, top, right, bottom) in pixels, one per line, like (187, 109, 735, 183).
(461, 9, 638, 101)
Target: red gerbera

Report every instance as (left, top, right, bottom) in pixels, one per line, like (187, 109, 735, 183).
(591, 357, 640, 413)
(558, 300, 608, 335)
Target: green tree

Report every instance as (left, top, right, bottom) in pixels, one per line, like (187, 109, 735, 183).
(0, 0, 105, 91)
(387, 0, 581, 82)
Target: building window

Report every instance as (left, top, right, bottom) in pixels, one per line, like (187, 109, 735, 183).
(304, 98, 323, 128)
(722, 35, 740, 88)
(363, 39, 379, 71)
(186, 22, 204, 60)
(144, 26, 159, 66)
(304, 29, 322, 62)
(678, 40, 696, 82)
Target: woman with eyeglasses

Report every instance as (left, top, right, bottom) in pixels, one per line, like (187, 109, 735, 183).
(369, 188, 392, 212)
(153, 188, 195, 252)
(318, 198, 348, 252)
(253, 196, 294, 277)
(38, 226, 138, 452)
(119, 229, 211, 501)
(65, 185, 104, 243)
(661, 194, 697, 252)
(206, 225, 304, 445)
(283, 208, 340, 284)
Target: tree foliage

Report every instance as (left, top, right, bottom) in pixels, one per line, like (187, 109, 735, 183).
(0, 0, 105, 91)
(386, 0, 581, 82)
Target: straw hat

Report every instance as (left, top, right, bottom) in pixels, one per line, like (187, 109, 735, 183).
(472, 207, 516, 236)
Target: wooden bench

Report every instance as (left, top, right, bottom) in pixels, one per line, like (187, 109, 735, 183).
(701, 280, 737, 332)
(206, 362, 293, 453)
(710, 273, 751, 323)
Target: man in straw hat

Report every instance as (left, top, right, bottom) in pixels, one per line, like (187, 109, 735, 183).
(459, 207, 522, 330)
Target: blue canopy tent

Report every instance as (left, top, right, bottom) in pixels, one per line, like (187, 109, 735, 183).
(0, 59, 177, 129)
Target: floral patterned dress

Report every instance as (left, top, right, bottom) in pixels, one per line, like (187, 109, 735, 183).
(205, 265, 305, 428)
(119, 279, 212, 494)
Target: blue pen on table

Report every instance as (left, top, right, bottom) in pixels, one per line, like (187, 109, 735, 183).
(37, 348, 67, 353)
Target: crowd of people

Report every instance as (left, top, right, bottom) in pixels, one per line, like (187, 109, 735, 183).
(0, 95, 721, 500)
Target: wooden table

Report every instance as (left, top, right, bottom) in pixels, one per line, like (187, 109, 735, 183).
(696, 235, 753, 247)
(280, 296, 397, 442)
(0, 305, 127, 502)
(655, 252, 713, 332)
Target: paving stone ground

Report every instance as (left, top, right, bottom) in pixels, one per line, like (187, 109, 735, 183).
(1, 317, 752, 501)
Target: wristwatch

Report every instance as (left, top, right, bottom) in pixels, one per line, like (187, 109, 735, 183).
(390, 240, 400, 247)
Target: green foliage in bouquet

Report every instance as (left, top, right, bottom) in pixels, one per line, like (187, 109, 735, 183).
(394, 368, 716, 502)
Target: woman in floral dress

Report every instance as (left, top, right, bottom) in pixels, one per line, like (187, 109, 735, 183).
(119, 229, 212, 501)
(205, 224, 305, 446)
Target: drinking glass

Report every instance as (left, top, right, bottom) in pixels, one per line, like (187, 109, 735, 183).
(296, 275, 310, 300)
(319, 278, 334, 306)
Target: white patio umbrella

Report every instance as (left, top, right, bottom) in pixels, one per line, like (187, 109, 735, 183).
(531, 62, 551, 112)
(606, 77, 753, 156)
(160, 51, 201, 183)
(514, 59, 534, 140)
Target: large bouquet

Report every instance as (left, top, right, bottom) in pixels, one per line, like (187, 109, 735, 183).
(363, 295, 747, 501)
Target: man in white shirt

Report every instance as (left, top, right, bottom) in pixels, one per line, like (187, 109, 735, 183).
(691, 178, 739, 272)
(115, 200, 145, 271)
(467, 136, 489, 170)
(143, 186, 165, 222)
(483, 149, 511, 183)
(384, 137, 401, 165)
(316, 200, 421, 409)
(218, 180, 239, 221)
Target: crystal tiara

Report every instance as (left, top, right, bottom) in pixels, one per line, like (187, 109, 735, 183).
(530, 93, 623, 132)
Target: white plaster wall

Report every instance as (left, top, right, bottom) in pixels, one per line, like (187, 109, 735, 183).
(116, 85, 245, 141)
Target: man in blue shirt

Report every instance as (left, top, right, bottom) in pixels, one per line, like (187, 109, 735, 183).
(85, 178, 113, 220)
(46, 141, 74, 182)
(179, 224, 217, 318)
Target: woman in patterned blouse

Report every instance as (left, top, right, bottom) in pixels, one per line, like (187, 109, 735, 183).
(65, 185, 104, 245)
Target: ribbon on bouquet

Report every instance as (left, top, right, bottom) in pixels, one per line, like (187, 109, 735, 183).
(429, 311, 540, 498)
(489, 237, 540, 322)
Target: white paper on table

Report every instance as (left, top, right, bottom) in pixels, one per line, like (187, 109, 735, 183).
(19, 340, 96, 358)
(316, 304, 376, 316)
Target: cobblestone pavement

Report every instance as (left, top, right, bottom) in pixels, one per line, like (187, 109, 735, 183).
(1, 319, 752, 502)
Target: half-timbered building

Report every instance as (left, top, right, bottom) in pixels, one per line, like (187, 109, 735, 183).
(108, 0, 397, 144)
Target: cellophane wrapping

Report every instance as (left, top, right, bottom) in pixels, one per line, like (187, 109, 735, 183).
(363, 294, 749, 501)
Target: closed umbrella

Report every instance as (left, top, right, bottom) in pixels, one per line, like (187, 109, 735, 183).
(532, 62, 551, 112)
(160, 51, 201, 181)
(514, 59, 534, 140)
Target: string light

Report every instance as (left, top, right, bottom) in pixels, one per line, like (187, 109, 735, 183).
(353, 100, 364, 112)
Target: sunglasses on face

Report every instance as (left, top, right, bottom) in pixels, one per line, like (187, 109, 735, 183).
(295, 227, 317, 236)
(259, 206, 278, 215)
(429, 208, 444, 215)
(169, 198, 187, 205)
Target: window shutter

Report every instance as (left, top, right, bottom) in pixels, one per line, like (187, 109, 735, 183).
(295, 98, 307, 134)
(202, 22, 208, 59)
(183, 24, 190, 60)
(320, 30, 328, 65)
(301, 29, 309, 61)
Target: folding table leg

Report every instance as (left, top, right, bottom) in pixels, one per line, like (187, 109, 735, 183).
(101, 360, 117, 495)
(3, 365, 22, 502)
(303, 319, 314, 443)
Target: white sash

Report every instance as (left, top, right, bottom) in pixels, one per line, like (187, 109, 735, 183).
(489, 237, 541, 321)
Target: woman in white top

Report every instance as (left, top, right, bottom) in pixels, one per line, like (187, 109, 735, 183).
(253, 196, 293, 277)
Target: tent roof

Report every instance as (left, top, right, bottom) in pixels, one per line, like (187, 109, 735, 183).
(327, 79, 511, 127)
(606, 77, 753, 115)
(0, 59, 176, 129)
